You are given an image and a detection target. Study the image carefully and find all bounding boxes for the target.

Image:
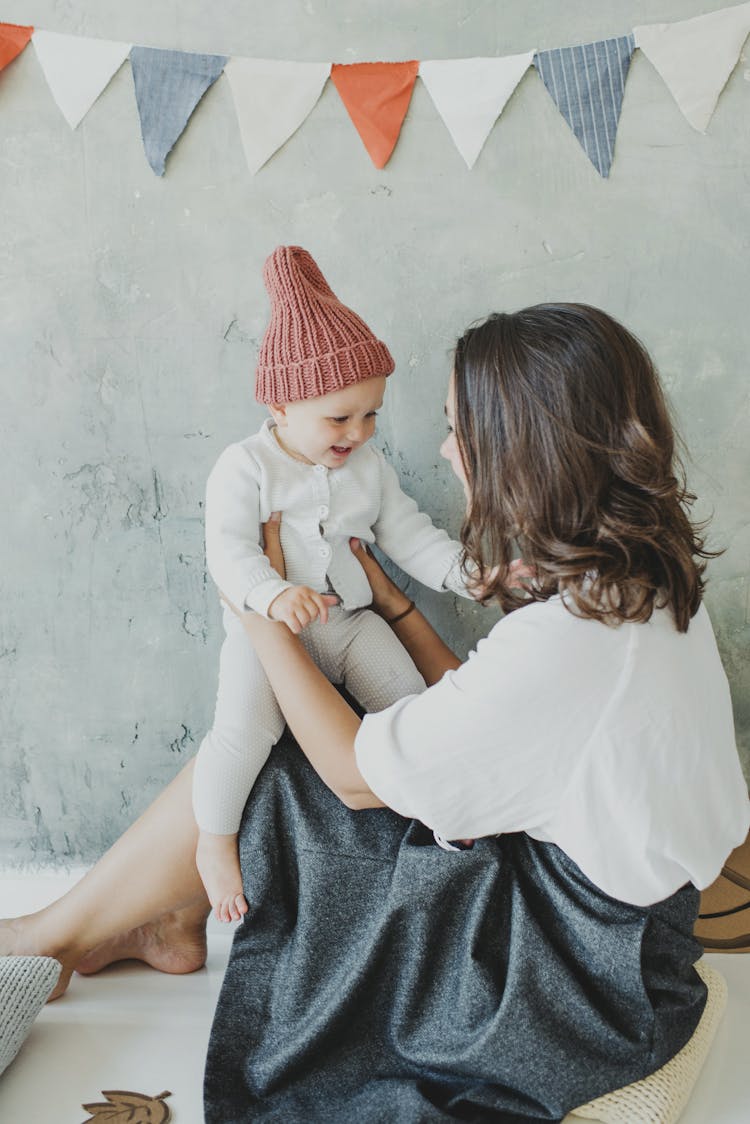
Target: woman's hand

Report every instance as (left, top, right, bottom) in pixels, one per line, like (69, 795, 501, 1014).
(508, 558, 537, 586)
(261, 511, 286, 578)
(470, 558, 538, 600)
(263, 510, 412, 624)
(348, 537, 460, 685)
(349, 538, 413, 622)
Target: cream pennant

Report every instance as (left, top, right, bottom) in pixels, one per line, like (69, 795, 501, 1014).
(31, 30, 131, 130)
(419, 53, 534, 168)
(634, 2, 750, 133)
(224, 58, 330, 174)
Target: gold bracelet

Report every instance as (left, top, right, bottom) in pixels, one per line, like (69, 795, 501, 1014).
(387, 600, 416, 624)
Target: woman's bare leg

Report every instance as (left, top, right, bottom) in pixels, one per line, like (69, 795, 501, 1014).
(0, 759, 211, 999)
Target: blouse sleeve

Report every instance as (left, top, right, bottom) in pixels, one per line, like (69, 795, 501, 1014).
(353, 606, 583, 841)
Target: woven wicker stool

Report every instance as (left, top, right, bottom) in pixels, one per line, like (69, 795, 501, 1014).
(568, 960, 727, 1124)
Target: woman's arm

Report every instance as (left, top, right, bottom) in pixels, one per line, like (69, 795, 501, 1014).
(237, 607, 380, 808)
(232, 519, 462, 809)
(264, 512, 462, 686)
(350, 539, 461, 686)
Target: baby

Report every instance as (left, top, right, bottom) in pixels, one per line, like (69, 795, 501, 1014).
(194, 246, 470, 920)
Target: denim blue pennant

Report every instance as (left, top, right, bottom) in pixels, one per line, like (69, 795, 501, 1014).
(130, 47, 227, 175)
(534, 34, 635, 178)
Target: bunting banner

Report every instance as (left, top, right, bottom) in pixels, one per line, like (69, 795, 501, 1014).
(129, 46, 227, 175)
(0, 20, 32, 72)
(32, 30, 130, 129)
(330, 60, 419, 168)
(634, 1, 750, 133)
(534, 35, 636, 178)
(419, 53, 534, 169)
(0, 4, 748, 177)
(224, 58, 330, 175)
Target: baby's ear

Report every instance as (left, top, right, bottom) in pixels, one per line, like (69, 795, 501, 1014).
(268, 402, 287, 426)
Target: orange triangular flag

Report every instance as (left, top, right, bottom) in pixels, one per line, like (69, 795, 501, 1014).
(0, 22, 34, 72)
(330, 60, 418, 168)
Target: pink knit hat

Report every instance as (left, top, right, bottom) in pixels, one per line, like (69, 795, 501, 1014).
(255, 246, 394, 404)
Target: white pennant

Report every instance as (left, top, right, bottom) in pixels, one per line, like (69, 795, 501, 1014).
(225, 58, 330, 175)
(634, 2, 750, 133)
(32, 30, 131, 130)
(419, 53, 534, 168)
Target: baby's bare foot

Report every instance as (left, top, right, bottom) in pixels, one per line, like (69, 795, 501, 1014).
(195, 831, 248, 923)
(76, 906, 208, 979)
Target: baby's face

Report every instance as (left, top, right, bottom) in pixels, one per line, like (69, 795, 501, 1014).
(270, 376, 387, 469)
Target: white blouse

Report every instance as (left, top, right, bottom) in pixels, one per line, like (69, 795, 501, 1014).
(355, 596, 750, 907)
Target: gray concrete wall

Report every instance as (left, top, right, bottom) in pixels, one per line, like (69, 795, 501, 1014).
(1, 1, 748, 867)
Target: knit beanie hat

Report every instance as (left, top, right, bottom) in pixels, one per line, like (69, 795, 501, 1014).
(255, 246, 394, 404)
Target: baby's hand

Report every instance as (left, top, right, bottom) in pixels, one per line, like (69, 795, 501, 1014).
(268, 585, 336, 634)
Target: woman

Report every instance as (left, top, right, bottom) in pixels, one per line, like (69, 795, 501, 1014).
(4, 304, 749, 1122)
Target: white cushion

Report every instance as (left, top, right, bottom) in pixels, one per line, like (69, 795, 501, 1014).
(0, 956, 62, 1077)
(569, 960, 727, 1124)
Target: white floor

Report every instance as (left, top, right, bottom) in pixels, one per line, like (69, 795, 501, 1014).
(1, 873, 749, 1124)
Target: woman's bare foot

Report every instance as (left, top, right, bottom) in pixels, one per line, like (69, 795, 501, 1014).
(76, 904, 209, 980)
(2, 899, 210, 1001)
(195, 830, 249, 923)
(0, 916, 74, 1001)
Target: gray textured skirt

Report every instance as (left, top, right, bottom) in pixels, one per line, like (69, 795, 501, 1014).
(204, 734, 705, 1123)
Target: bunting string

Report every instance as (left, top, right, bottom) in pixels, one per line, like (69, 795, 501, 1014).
(1, 3, 748, 179)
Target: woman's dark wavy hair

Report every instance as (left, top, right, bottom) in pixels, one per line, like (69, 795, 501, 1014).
(453, 303, 715, 632)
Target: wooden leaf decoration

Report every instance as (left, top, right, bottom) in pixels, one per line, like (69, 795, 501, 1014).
(81, 1089, 172, 1123)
